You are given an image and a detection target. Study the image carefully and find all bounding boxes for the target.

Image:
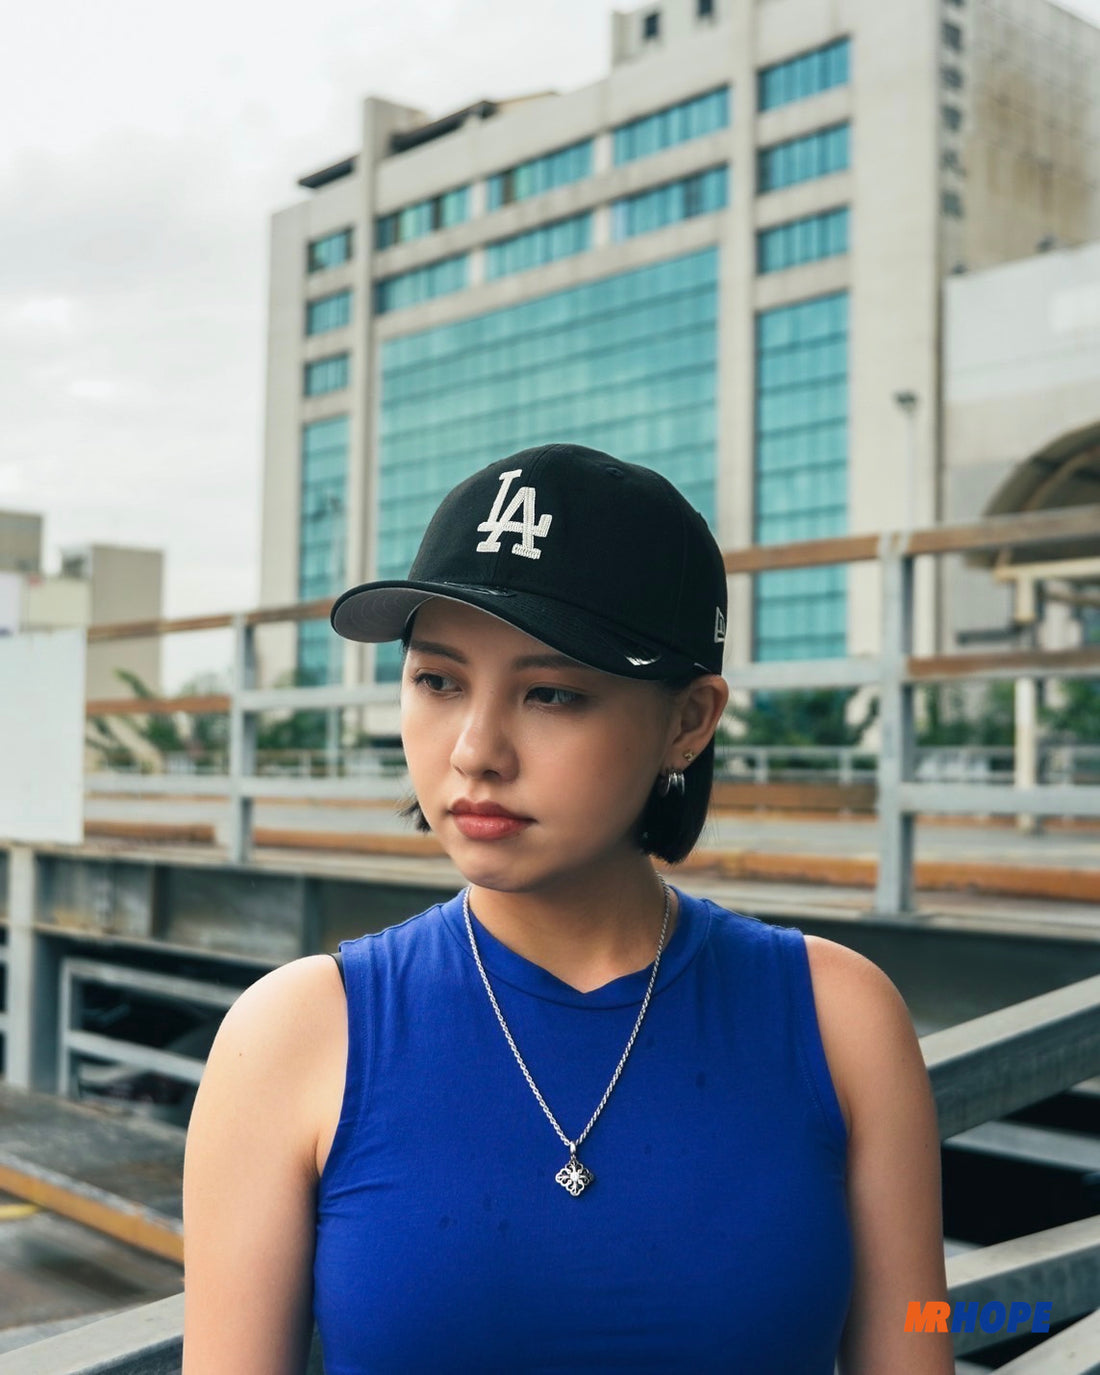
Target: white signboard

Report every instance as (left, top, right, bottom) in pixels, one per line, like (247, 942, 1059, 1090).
(0, 629, 85, 844)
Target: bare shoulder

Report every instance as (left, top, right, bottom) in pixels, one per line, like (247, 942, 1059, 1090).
(182, 954, 347, 1372)
(801, 934, 922, 1143)
(218, 953, 345, 1059)
(203, 953, 347, 1172)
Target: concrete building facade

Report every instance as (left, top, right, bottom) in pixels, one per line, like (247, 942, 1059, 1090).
(0, 509, 43, 576)
(259, 0, 1100, 738)
(1, 540, 164, 701)
(943, 237, 1100, 652)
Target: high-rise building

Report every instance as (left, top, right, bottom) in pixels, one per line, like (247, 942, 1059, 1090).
(0, 509, 43, 576)
(260, 0, 1100, 737)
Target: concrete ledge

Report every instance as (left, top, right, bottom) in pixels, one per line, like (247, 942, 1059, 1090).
(72, 816, 1100, 903)
(0, 1292, 183, 1375)
(0, 1156, 182, 1265)
(994, 1304, 1100, 1373)
(946, 1214, 1100, 1357)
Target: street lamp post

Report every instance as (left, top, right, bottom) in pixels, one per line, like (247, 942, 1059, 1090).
(893, 390, 919, 533)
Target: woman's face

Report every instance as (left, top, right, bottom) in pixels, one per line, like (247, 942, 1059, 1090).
(399, 597, 679, 891)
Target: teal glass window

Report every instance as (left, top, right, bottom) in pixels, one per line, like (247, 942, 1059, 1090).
(484, 213, 592, 280)
(304, 353, 350, 396)
(307, 228, 353, 273)
(757, 206, 849, 273)
(612, 166, 728, 240)
(375, 255, 469, 314)
(486, 142, 592, 211)
(758, 38, 850, 111)
(753, 292, 849, 661)
(374, 248, 720, 682)
(613, 87, 730, 165)
(375, 186, 470, 249)
(306, 290, 352, 335)
(297, 415, 348, 684)
(757, 123, 849, 193)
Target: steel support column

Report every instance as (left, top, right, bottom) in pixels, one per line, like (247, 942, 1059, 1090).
(875, 540, 916, 917)
(227, 615, 257, 864)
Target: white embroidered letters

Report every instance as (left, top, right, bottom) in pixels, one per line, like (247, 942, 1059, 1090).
(714, 607, 726, 643)
(475, 469, 553, 561)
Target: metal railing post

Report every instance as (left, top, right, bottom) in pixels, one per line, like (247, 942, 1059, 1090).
(325, 708, 340, 777)
(875, 537, 917, 916)
(226, 615, 257, 864)
(6, 845, 36, 1088)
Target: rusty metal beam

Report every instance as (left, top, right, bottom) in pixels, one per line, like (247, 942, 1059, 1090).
(85, 694, 230, 717)
(724, 533, 879, 574)
(86, 597, 334, 644)
(908, 646, 1100, 682)
(84, 507, 1100, 641)
(0, 1156, 183, 1265)
(907, 504, 1100, 558)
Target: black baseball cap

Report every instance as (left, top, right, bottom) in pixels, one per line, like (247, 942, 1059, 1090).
(330, 442, 728, 680)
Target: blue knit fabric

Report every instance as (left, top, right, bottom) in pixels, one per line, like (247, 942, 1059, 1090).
(314, 885, 852, 1372)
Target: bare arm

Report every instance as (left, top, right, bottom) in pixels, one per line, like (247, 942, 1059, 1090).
(806, 936, 955, 1375)
(182, 954, 345, 1374)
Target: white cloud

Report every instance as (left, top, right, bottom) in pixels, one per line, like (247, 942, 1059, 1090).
(67, 379, 122, 402)
(0, 464, 23, 498)
(10, 296, 77, 331)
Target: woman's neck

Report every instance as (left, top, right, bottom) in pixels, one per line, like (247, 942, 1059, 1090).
(466, 861, 678, 995)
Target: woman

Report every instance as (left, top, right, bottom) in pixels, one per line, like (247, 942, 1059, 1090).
(182, 443, 953, 1373)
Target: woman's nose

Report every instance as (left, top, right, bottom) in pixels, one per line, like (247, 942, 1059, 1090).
(450, 696, 517, 778)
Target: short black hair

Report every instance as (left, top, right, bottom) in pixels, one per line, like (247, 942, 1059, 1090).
(394, 611, 716, 865)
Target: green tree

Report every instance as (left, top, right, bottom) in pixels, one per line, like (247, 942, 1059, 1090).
(1041, 680, 1100, 743)
(114, 668, 187, 755)
(916, 683, 1015, 748)
(727, 687, 877, 748)
(255, 668, 330, 753)
(180, 672, 231, 757)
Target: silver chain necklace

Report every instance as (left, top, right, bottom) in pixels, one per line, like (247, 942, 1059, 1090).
(462, 875, 672, 1197)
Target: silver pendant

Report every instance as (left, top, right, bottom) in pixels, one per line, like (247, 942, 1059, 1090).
(556, 1149, 595, 1197)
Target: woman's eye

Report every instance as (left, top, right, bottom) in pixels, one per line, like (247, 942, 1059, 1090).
(412, 671, 452, 692)
(528, 686, 583, 707)
(411, 673, 581, 708)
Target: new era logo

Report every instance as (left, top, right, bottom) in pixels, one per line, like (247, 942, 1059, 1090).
(714, 607, 726, 643)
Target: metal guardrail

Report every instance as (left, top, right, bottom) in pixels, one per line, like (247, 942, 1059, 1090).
(7, 972, 1100, 1370)
(75, 503, 1100, 910)
(86, 741, 1100, 787)
(57, 958, 237, 1103)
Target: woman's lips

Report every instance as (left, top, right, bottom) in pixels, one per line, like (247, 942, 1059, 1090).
(451, 812, 533, 840)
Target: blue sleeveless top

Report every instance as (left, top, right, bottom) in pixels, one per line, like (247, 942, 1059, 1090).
(314, 886, 852, 1373)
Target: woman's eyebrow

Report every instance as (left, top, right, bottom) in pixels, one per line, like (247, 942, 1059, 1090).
(406, 637, 589, 672)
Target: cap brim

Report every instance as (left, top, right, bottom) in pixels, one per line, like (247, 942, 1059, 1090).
(330, 579, 702, 680)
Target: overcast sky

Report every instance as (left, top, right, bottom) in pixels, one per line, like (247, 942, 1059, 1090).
(3, 0, 1100, 689)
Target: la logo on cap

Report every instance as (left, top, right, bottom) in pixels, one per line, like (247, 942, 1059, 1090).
(714, 607, 726, 643)
(476, 469, 553, 562)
